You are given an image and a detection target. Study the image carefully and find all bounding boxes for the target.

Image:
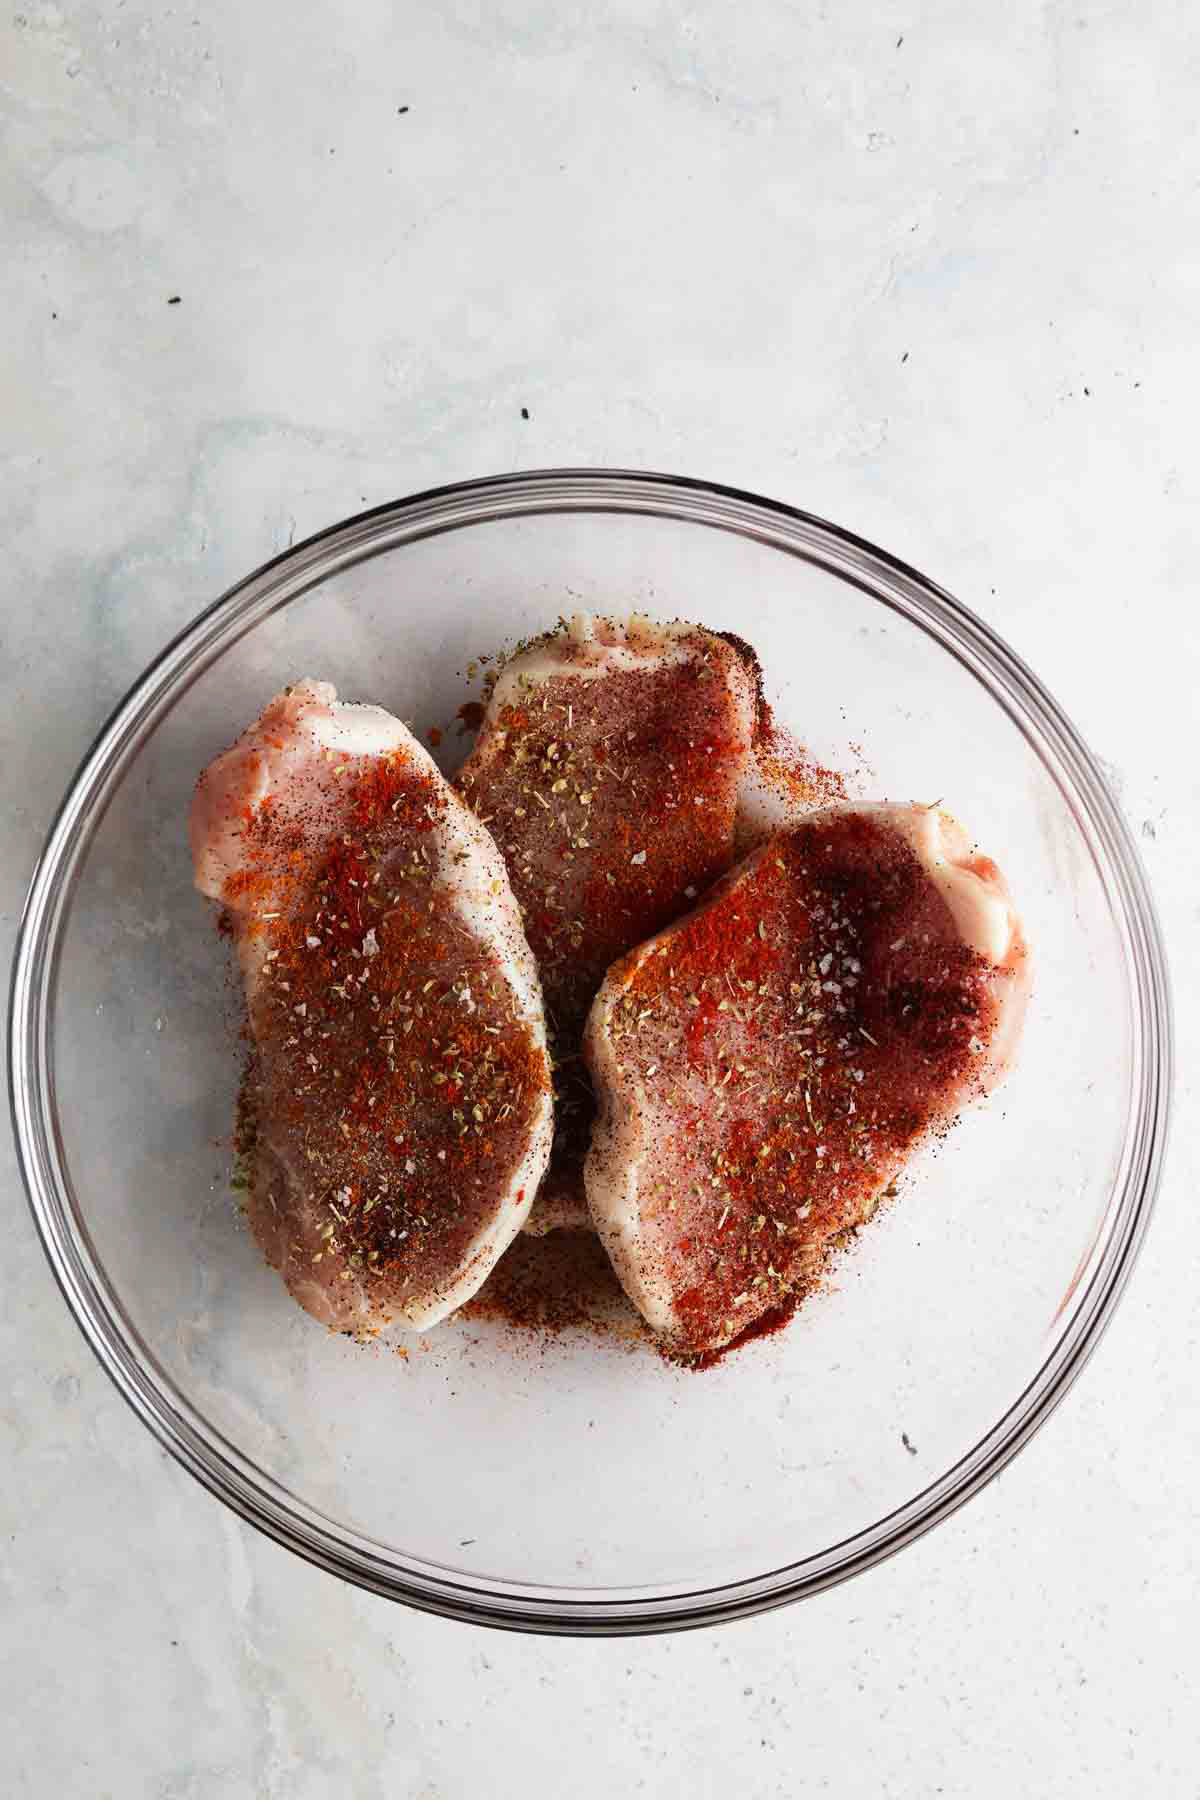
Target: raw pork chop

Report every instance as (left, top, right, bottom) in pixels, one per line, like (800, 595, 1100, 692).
(584, 803, 1029, 1355)
(192, 680, 553, 1333)
(456, 616, 760, 1233)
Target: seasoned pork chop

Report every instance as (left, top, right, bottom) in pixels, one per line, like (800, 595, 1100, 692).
(456, 616, 760, 1233)
(585, 804, 1029, 1355)
(192, 680, 553, 1333)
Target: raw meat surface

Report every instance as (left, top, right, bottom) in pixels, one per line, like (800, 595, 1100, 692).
(192, 680, 553, 1333)
(456, 616, 760, 1233)
(584, 803, 1029, 1355)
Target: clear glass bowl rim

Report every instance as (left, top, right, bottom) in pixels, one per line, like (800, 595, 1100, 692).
(7, 467, 1173, 1635)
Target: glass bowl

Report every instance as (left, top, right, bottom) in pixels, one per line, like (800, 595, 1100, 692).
(9, 470, 1171, 1634)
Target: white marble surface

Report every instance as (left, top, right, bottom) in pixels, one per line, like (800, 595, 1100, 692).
(3, 1, 1198, 1793)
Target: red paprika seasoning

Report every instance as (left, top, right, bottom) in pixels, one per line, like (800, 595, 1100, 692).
(590, 809, 1010, 1359)
(229, 751, 549, 1326)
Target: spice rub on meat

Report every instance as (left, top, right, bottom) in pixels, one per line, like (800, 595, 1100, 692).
(191, 680, 553, 1334)
(456, 616, 760, 1234)
(584, 804, 1029, 1356)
